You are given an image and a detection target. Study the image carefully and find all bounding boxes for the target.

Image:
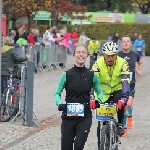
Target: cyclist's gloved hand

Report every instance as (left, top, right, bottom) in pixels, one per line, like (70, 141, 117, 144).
(90, 95, 101, 109)
(58, 104, 66, 111)
(90, 95, 96, 109)
(117, 98, 128, 109)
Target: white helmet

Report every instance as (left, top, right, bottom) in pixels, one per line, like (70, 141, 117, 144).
(102, 42, 118, 55)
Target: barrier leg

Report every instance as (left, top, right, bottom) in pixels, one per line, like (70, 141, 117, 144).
(55, 63, 61, 69)
(25, 61, 38, 127)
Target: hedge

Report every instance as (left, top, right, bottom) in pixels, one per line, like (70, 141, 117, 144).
(32, 23, 150, 56)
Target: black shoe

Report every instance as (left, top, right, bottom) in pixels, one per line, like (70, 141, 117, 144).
(117, 123, 124, 136)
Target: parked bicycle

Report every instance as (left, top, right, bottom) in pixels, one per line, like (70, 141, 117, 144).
(95, 96, 120, 150)
(0, 68, 20, 122)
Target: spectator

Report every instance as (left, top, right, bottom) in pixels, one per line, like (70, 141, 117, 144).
(60, 32, 72, 48)
(27, 29, 36, 46)
(27, 29, 40, 73)
(112, 33, 119, 43)
(71, 28, 79, 44)
(52, 26, 63, 44)
(10, 30, 16, 44)
(78, 32, 90, 45)
(18, 24, 26, 37)
(107, 36, 112, 42)
(13, 26, 20, 43)
(59, 26, 67, 37)
(134, 34, 146, 57)
(131, 32, 138, 44)
(34, 29, 45, 46)
(16, 31, 29, 47)
(43, 26, 55, 46)
(1, 36, 30, 93)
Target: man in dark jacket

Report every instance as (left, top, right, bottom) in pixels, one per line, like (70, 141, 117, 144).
(1, 36, 30, 93)
(131, 32, 138, 44)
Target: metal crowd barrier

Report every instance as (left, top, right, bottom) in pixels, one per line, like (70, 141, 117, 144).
(15, 44, 68, 72)
(56, 45, 68, 67)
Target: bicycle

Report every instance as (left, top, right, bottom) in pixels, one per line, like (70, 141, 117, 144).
(89, 51, 98, 70)
(95, 96, 120, 150)
(0, 68, 20, 122)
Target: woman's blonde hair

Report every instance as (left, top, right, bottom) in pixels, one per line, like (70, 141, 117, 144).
(2, 36, 14, 46)
(73, 43, 88, 56)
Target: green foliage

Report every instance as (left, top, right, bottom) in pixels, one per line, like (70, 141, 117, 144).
(33, 23, 150, 56)
(63, 23, 150, 55)
(74, 0, 133, 13)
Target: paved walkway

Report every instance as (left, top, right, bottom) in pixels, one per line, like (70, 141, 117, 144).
(0, 55, 150, 150)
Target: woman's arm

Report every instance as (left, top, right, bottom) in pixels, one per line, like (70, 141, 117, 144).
(54, 72, 66, 106)
(93, 73, 103, 102)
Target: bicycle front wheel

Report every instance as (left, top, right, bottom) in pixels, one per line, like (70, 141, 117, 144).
(0, 89, 19, 122)
(98, 125, 110, 150)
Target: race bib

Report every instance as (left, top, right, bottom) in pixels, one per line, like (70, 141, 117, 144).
(67, 103, 84, 117)
(95, 103, 117, 121)
(137, 48, 142, 51)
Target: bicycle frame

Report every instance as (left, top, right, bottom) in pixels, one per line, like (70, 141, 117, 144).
(96, 102, 119, 150)
(5, 74, 14, 108)
(98, 117, 118, 150)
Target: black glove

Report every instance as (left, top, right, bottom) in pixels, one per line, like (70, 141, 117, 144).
(58, 104, 66, 111)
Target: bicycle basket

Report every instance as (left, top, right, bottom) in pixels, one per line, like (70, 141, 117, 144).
(95, 103, 117, 121)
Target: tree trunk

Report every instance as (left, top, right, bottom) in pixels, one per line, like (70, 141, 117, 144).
(27, 15, 33, 30)
(12, 18, 17, 29)
(7, 13, 11, 35)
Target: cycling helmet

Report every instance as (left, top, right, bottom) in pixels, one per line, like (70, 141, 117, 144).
(91, 36, 96, 40)
(102, 42, 118, 55)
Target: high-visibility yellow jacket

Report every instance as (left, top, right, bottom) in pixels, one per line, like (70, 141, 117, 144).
(92, 56, 130, 102)
(88, 40, 100, 55)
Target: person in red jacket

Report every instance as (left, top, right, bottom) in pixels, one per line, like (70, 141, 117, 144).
(27, 29, 36, 46)
(71, 28, 79, 44)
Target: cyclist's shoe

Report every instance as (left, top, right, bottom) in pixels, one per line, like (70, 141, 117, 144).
(127, 116, 134, 129)
(117, 123, 124, 136)
(122, 128, 127, 138)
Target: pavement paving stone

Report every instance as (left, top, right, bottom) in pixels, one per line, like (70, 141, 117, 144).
(0, 55, 150, 150)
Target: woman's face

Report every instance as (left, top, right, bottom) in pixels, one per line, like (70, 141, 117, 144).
(73, 45, 88, 67)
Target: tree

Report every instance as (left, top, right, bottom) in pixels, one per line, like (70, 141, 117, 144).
(111, 0, 133, 13)
(3, 0, 87, 29)
(76, 0, 133, 13)
(3, 0, 19, 34)
(43, 0, 87, 26)
(133, 0, 150, 14)
(3, 0, 43, 29)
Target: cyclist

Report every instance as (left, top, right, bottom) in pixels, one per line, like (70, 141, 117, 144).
(118, 36, 143, 137)
(92, 42, 130, 140)
(1, 36, 30, 94)
(54, 43, 103, 150)
(88, 36, 100, 69)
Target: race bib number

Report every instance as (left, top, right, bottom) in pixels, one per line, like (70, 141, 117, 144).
(67, 103, 84, 117)
(137, 48, 142, 51)
(95, 104, 117, 121)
